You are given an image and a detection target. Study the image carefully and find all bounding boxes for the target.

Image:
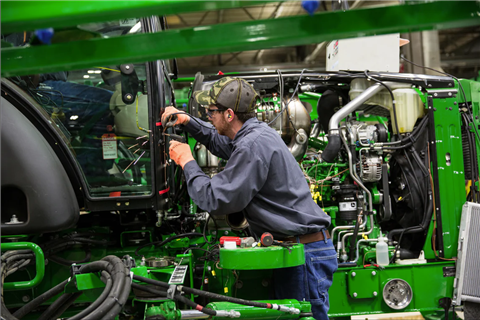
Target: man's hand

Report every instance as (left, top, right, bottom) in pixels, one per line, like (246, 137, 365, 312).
(162, 106, 190, 127)
(169, 140, 195, 168)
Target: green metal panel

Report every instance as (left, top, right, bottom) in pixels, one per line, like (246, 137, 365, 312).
(0, 1, 274, 34)
(3, 1, 480, 77)
(429, 90, 467, 259)
(219, 245, 305, 270)
(1, 242, 45, 291)
(329, 262, 455, 318)
(347, 269, 381, 299)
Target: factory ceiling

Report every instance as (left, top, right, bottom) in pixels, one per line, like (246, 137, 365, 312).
(165, 1, 480, 79)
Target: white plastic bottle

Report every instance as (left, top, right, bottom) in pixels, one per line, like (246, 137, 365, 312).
(376, 236, 390, 266)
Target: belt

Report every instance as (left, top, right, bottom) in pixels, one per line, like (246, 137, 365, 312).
(283, 230, 330, 244)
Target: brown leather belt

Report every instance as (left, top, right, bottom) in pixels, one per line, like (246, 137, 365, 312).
(283, 230, 330, 244)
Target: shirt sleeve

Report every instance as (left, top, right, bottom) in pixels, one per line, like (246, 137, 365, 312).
(183, 145, 268, 215)
(183, 117, 233, 160)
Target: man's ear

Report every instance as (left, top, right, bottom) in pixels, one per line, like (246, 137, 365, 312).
(226, 109, 234, 121)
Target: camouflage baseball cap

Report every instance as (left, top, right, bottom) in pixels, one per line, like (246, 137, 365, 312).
(193, 77, 259, 113)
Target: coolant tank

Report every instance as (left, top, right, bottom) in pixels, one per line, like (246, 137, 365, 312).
(389, 88, 425, 134)
(349, 79, 424, 134)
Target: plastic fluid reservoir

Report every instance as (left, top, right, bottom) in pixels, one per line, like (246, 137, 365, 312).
(389, 87, 425, 134)
(376, 236, 389, 266)
(349, 79, 424, 134)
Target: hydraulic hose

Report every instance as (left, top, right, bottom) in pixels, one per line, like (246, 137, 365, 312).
(37, 292, 79, 320)
(99, 259, 131, 320)
(13, 279, 69, 319)
(133, 275, 278, 310)
(132, 283, 215, 316)
(66, 272, 112, 320)
(81, 257, 128, 320)
(44, 292, 83, 320)
(135, 232, 204, 257)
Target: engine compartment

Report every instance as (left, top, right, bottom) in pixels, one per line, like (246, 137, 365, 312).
(2, 68, 479, 319)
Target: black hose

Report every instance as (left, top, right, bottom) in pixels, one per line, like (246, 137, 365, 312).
(174, 292, 216, 316)
(133, 275, 271, 309)
(13, 279, 69, 319)
(321, 134, 342, 162)
(1, 303, 18, 320)
(47, 292, 83, 320)
(131, 283, 167, 297)
(81, 257, 126, 320)
(388, 190, 433, 241)
(135, 233, 204, 257)
(67, 272, 112, 320)
(37, 292, 77, 320)
(99, 258, 131, 320)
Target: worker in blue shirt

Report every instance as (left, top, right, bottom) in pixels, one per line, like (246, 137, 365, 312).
(162, 77, 337, 320)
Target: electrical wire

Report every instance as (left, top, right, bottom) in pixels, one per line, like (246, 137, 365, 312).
(268, 69, 306, 127)
(401, 56, 480, 144)
(364, 70, 401, 137)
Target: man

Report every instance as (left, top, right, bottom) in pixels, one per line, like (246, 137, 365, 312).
(162, 77, 337, 319)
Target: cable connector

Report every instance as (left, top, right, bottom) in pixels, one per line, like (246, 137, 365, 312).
(215, 310, 241, 318)
(271, 304, 300, 314)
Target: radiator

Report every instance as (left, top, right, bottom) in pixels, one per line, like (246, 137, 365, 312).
(453, 202, 480, 305)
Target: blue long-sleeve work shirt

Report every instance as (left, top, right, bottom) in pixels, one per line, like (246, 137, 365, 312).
(182, 117, 331, 239)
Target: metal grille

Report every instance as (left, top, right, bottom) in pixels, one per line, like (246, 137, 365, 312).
(453, 202, 480, 305)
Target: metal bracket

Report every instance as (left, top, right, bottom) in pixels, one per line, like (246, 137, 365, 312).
(428, 90, 458, 99)
(166, 284, 177, 300)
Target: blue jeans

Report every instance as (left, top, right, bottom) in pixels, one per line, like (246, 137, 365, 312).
(273, 231, 338, 320)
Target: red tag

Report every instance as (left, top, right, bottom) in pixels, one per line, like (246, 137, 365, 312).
(109, 191, 121, 197)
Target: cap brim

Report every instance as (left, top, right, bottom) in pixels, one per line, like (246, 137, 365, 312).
(193, 90, 214, 106)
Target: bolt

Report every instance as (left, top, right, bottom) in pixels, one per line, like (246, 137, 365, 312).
(126, 94, 133, 100)
(22, 295, 30, 302)
(351, 272, 356, 277)
(125, 65, 130, 70)
(353, 292, 358, 298)
(428, 84, 432, 87)
(125, 202, 130, 206)
(434, 93, 438, 97)
(116, 202, 121, 206)
(372, 271, 376, 276)
(448, 92, 452, 96)
(373, 291, 378, 296)
(224, 231, 229, 235)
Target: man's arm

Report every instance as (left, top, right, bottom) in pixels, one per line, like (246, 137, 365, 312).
(183, 117, 233, 160)
(183, 145, 268, 215)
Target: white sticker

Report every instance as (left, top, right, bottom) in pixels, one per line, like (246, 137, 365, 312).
(339, 202, 357, 211)
(102, 134, 117, 160)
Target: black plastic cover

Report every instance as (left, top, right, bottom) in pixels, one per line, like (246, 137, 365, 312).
(1, 97, 79, 235)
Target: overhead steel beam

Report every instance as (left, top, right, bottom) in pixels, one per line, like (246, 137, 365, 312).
(2, 1, 480, 77)
(0, 0, 275, 34)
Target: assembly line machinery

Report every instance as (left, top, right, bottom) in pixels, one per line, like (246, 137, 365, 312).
(1, 1, 480, 319)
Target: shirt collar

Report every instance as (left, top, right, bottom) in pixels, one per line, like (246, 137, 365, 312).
(232, 117, 259, 143)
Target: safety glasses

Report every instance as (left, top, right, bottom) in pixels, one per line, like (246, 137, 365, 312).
(206, 108, 225, 118)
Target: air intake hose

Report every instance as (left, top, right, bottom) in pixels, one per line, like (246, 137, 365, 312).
(321, 83, 383, 162)
(322, 135, 342, 162)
